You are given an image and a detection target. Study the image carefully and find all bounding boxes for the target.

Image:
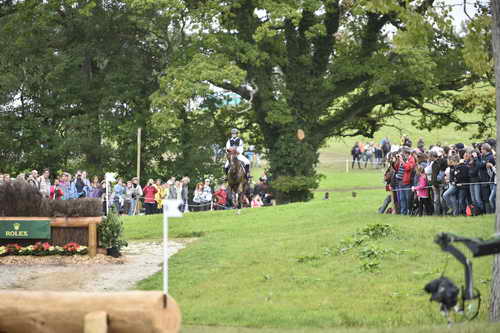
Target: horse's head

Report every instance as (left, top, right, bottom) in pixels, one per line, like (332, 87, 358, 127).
(227, 147, 238, 162)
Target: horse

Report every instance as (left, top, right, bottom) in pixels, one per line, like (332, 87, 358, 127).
(226, 147, 248, 212)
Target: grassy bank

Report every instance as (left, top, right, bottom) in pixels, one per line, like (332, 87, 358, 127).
(124, 189, 495, 329)
(181, 322, 500, 333)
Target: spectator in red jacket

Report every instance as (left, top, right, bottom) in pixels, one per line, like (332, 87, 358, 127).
(143, 179, 158, 215)
(213, 184, 228, 209)
(398, 149, 416, 215)
(49, 179, 64, 200)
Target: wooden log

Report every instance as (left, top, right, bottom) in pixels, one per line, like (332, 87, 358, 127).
(52, 216, 101, 227)
(88, 222, 97, 257)
(0, 291, 181, 333)
(84, 311, 108, 333)
(0, 216, 102, 227)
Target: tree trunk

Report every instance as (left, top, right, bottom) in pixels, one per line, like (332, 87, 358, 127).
(491, 0, 500, 322)
(265, 130, 320, 203)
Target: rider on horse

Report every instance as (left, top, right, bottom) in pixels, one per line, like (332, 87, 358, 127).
(224, 128, 251, 179)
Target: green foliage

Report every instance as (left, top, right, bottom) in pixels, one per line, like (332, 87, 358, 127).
(358, 245, 390, 260)
(360, 260, 381, 273)
(1, 0, 495, 198)
(357, 223, 396, 239)
(267, 133, 322, 202)
(0, 0, 180, 180)
(98, 209, 128, 251)
(336, 236, 369, 255)
(335, 224, 397, 272)
(463, 13, 494, 79)
(296, 255, 320, 263)
(270, 175, 320, 203)
(146, 0, 489, 202)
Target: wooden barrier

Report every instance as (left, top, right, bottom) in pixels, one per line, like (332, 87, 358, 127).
(0, 217, 101, 257)
(0, 291, 181, 333)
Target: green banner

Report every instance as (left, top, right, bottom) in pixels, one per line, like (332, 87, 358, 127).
(0, 220, 51, 239)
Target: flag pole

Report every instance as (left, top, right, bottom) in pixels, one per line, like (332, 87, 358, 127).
(163, 199, 168, 308)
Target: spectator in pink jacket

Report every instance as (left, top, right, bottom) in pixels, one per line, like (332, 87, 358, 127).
(412, 166, 433, 216)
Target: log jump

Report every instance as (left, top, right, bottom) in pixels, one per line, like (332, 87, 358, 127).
(0, 291, 181, 333)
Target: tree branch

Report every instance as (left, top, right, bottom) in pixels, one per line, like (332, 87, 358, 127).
(406, 98, 482, 127)
(208, 80, 252, 101)
(312, 0, 340, 75)
(314, 89, 392, 138)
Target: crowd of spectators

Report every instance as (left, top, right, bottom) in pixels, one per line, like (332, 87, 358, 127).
(377, 136, 497, 217)
(0, 169, 274, 216)
(351, 140, 390, 169)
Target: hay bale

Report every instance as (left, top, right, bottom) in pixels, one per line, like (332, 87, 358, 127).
(0, 181, 102, 217)
(0, 181, 43, 217)
(65, 199, 102, 217)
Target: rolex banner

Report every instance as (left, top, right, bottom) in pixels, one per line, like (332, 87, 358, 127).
(0, 220, 51, 239)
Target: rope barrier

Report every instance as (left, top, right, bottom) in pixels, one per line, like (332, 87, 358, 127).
(391, 186, 433, 192)
(389, 182, 495, 192)
(456, 181, 495, 187)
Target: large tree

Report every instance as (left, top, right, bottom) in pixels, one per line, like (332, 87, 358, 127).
(0, 0, 168, 178)
(155, 0, 478, 202)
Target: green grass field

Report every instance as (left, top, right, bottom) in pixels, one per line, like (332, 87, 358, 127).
(123, 115, 499, 332)
(124, 191, 496, 331)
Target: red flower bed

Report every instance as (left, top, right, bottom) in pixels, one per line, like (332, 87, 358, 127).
(0, 242, 87, 256)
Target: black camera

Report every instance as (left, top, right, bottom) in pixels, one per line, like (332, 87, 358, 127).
(424, 277, 459, 311)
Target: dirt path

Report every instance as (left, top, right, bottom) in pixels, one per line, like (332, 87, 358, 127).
(0, 240, 190, 292)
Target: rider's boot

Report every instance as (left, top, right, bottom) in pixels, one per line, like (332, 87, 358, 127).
(245, 164, 251, 180)
(223, 166, 229, 181)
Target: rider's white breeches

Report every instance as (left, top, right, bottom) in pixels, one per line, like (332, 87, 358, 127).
(225, 154, 250, 168)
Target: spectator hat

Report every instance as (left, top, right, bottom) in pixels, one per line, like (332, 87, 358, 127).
(231, 128, 239, 134)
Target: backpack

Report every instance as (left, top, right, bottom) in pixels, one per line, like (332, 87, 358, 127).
(466, 205, 480, 217)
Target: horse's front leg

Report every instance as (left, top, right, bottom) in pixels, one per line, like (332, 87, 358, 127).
(232, 191, 238, 209)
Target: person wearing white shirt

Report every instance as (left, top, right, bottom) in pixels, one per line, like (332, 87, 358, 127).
(224, 128, 250, 178)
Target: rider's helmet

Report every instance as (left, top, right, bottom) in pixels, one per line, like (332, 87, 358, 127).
(231, 128, 239, 135)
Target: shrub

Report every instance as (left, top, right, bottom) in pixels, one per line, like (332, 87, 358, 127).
(360, 260, 380, 273)
(270, 175, 321, 203)
(336, 235, 369, 255)
(358, 245, 390, 260)
(98, 209, 128, 252)
(356, 223, 395, 239)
